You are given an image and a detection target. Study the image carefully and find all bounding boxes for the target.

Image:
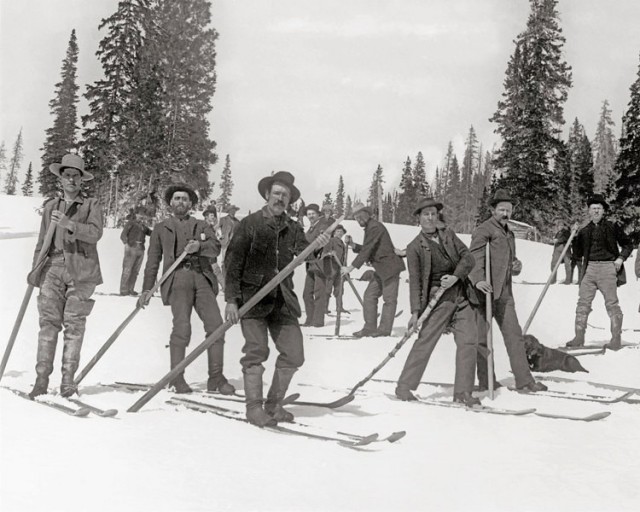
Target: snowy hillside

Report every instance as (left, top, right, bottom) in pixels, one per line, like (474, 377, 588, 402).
(1, 194, 639, 512)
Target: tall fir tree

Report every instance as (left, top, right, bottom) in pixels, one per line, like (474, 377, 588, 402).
(0, 142, 6, 183)
(22, 162, 34, 196)
(367, 164, 384, 217)
(217, 154, 233, 211)
(443, 154, 463, 230)
(39, 30, 80, 197)
(490, 0, 572, 233)
(335, 175, 345, 217)
(460, 125, 480, 232)
(611, 54, 640, 241)
(413, 151, 428, 197)
(4, 129, 23, 195)
(345, 194, 353, 220)
(323, 193, 334, 209)
(592, 99, 618, 199)
(396, 156, 415, 224)
(566, 118, 594, 222)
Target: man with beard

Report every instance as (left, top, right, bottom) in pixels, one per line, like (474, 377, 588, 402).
(395, 198, 480, 406)
(138, 184, 234, 395)
(468, 189, 547, 392)
(224, 172, 330, 426)
(341, 202, 405, 337)
(28, 153, 103, 398)
(565, 195, 632, 350)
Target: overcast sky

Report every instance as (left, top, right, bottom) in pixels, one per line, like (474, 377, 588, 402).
(1, 0, 640, 211)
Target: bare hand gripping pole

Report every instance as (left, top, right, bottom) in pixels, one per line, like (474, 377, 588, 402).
(127, 216, 345, 413)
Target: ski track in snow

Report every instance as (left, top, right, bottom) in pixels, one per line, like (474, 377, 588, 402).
(1, 194, 639, 511)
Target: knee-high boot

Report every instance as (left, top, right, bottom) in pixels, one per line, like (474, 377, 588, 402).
(265, 367, 297, 422)
(243, 366, 276, 427)
(206, 340, 235, 394)
(169, 344, 192, 394)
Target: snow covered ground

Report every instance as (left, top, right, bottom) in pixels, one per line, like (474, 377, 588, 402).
(1, 194, 639, 512)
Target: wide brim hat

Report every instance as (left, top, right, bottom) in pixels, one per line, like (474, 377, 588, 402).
(489, 189, 516, 207)
(203, 203, 218, 216)
(352, 202, 372, 216)
(164, 183, 199, 205)
(258, 171, 301, 203)
(226, 205, 240, 213)
(333, 224, 347, 235)
(413, 197, 443, 216)
(305, 203, 320, 214)
(49, 153, 93, 181)
(587, 194, 609, 210)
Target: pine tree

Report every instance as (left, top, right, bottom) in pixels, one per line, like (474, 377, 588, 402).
(413, 152, 428, 196)
(39, 30, 80, 197)
(460, 126, 480, 232)
(345, 194, 353, 220)
(490, 0, 572, 231)
(22, 162, 34, 196)
(368, 164, 384, 217)
(335, 175, 345, 217)
(0, 142, 6, 183)
(4, 129, 23, 195)
(396, 157, 415, 224)
(323, 193, 334, 209)
(611, 54, 640, 241)
(443, 155, 463, 229)
(566, 118, 593, 222)
(217, 154, 233, 211)
(592, 99, 618, 199)
(382, 192, 394, 222)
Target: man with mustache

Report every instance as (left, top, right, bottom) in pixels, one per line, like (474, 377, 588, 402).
(138, 184, 234, 395)
(224, 172, 330, 426)
(301, 203, 325, 326)
(566, 195, 632, 350)
(341, 202, 405, 337)
(468, 189, 547, 392)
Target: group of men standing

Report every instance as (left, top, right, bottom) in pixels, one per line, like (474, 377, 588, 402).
(25, 154, 637, 426)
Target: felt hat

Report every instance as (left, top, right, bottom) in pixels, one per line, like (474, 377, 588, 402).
(49, 153, 93, 181)
(257, 171, 301, 203)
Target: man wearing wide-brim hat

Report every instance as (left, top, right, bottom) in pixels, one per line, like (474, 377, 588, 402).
(138, 182, 235, 395)
(341, 201, 405, 337)
(218, 204, 240, 275)
(468, 189, 548, 392)
(224, 170, 330, 427)
(28, 153, 103, 399)
(395, 197, 480, 406)
(565, 194, 632, 350)
(119, 203, 152, 296)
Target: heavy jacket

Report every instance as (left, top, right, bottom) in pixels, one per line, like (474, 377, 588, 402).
(120, 220, 151, 248)
(571, 220, 632, 286)
(351, 218, 405, 281)
(407, 227, 475, 314)
(468, 216, 520, 303)
(142, 216, 221, 304)
(33, 196, 103, 285)
(224, 206, 309, 318)
(219, 215, 240, 247)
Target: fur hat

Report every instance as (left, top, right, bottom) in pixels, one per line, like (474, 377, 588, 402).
(413, 197, 443, 216)
(49, 153, 93, 181)
(587, 194, 609, 210)
(257, 171, 301, 203)
(489, 189, 516, 207)
(164, 183, 198, 205)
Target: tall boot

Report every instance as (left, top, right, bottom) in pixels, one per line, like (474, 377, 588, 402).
(29, 338, 57, 399)
(169, 344, 192, 394)
(605, 314, 623, 351)
(243, 366, 276, 427)
(206, 340, 235, 395)
(60, 299, 94, 397)
(566, 312, 587, 347)
(265, 367, 297, 422)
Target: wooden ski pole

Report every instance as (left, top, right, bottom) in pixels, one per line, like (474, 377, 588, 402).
(74, 249, 190, 386)
(522, 222, 579, 335)
(127, 216, 344, 412)
(486, 243, 495, 400)
(332, 253, 364, 307)
(334, 244, 349, 336)
(0, 222, 57, 381)
(344, 286, 446, 398)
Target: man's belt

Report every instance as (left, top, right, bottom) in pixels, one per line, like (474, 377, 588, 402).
(177, 256, 203, 272)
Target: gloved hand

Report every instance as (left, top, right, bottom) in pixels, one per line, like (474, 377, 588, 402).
(137, 290, 153, 309)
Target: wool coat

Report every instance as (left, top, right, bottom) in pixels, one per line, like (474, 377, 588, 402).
(351, 218, 405, 281)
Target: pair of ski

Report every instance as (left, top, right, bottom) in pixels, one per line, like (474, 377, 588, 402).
(4, 387, 118, 418)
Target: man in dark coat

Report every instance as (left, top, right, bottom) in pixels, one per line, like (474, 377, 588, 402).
(468, 189, 547, 392)
(138, 184, 234, 395)
(119, 207, 152, 296)
(395, 198, 480, 406)
(342, 202, 405, 337)
(29, 153, 103, 398)
(566, 195, 632, 350)
(224, 171, 330, 426)
(202, 203, 225, 291)
(302, 203, 331, 326)
(549, 218, 572, 285)
(218, 204, 240, 275)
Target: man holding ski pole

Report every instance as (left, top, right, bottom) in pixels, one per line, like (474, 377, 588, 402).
(395, 198, 480, 406)
(224, 171, 330, 426)
(468, 189, 547, 392)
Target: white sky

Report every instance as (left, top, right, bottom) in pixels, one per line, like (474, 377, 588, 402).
(1, 0, 640, 210)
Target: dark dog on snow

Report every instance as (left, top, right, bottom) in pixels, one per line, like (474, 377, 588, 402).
(524, 334, 588, 373)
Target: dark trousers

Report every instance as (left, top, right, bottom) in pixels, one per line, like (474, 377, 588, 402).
(363, 273, 400, 334)
(397, 285, 477, 394)
(120, 245, 144, 294)
(303, 270, 316, 322)
(240, 296, 304, 371)
(475, 286, 534, 388)
(550, 246, 571, 284)
(312, 275, 331, 326)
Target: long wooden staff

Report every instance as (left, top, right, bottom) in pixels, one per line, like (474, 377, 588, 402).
(334, 244, 349, 336)
(486, 243, 495, 400)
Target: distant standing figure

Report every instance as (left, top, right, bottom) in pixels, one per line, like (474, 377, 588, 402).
(28, 153, 103, 399)
(302, 203, 325, 326)
(202, 203, 225, 291)
(549, 218, 572, 284)
(341, 202, 405, 337)
(119, 207, 152, 296)
(565, 195, 632, 350)
(218, 204, 240, 270)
